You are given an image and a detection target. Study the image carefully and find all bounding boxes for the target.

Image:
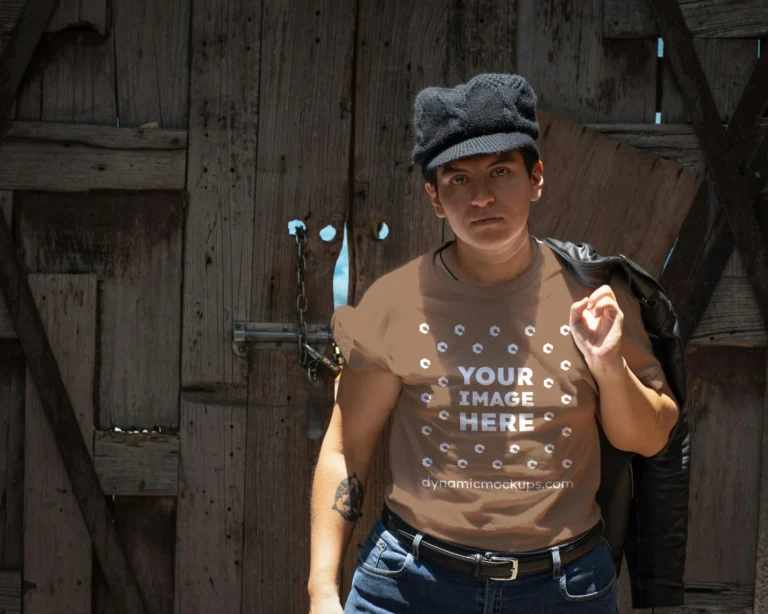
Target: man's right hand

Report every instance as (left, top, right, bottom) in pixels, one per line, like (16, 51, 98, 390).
(309, 592, 344, 614)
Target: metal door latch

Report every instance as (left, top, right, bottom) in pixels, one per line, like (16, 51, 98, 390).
(232, 321, 334, 359)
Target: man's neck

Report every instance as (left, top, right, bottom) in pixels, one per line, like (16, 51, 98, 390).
(442, 233, 533, 287)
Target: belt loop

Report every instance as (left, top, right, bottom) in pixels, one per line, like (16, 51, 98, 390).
(550, 546, 561, 579)
(412, 533, 424, 560)
(473, 553, 482, 578)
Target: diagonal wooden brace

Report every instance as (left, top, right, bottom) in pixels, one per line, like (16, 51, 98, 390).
(652, 5, 768, 343)
(0, 1, 147, 613)
(0, 208, 148, 614)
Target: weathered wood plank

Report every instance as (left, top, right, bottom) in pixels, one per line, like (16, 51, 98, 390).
(689, 277, 766, 346)
(662, 582, 753, 612)
(114, 0, 190, 129)
(95, 431, 179, 496)
(13, 28, 116, 124)
(94, 498, 176, 614)
(516, 0, 657, 124)
(181, 0, 257, 399)
(176, 0, 260, 610)
(0, 570, 21, 611)
(17, 191, 183, 428)
(0, 0, 108, 35)
(0, 340, 24, 569)
(23, 274, 97, 613)
(241, 0, 357, 608)
(41, 29, 116, 123)
(0, 290, 18, 604)
(175, 404, 246, 613)
(0, 190, 9, 229)
(0, 123, 186, 190)
(0, 304, 10, 339)
(46, 0, 108, 36)
(0, 4, 25, 34)
(445, 0, 516, 85)
(3, 120, 187, 148)
(0, 0, 58, 124)
(616, 554, 642, 614)
(531, 109, 701, 278)
(0, 192, 10, 341)
(756, 343, 768, 612)
(685, 346, 764, 585)
(661, 38, 758, 124)
(605, 0, 768, 38)
(240, 0, 357, 596)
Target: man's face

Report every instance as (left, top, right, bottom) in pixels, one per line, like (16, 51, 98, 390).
(424, 150, 544, 250)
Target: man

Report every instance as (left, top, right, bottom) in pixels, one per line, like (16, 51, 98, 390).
(307, 73, 680, 614)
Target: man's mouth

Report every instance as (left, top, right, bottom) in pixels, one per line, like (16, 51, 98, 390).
(471, 216, 503, 225)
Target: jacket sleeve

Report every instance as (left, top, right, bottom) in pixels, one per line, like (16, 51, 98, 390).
(622, 271, 691, 608)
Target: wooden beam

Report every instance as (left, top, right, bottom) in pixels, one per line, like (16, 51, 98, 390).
(0, 121, 187, 190)
(0, 216, 147, 613)
(0, 0, 58, 125)
(604, 0, 768, 38)
(584, 121, 768, 178)
(94, 431, 179, 496)
(647, 5, 768, 345)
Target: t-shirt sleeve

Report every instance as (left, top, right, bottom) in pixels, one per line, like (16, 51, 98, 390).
(610, 274, 666, 392)
(330, 281, 393, 373)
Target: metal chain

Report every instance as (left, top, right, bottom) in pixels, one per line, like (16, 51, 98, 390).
(294, 226, 343, 383)
(294, 226, 318, 383)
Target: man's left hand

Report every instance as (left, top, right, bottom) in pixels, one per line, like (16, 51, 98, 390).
(569, 285, 624, 372)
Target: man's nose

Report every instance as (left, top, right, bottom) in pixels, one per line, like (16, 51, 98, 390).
(472, 183, 495, 206)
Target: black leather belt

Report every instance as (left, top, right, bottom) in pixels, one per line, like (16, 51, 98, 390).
(381, 503, 604, 581)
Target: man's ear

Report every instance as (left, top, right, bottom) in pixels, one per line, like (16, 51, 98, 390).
(530, 159, 544, 202)
(425, 181, 446, 218)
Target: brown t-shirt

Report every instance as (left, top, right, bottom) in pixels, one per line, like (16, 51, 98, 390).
(330, 235, 665, 552)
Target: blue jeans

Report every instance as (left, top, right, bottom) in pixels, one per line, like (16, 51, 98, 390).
(344, 519, 618, 613)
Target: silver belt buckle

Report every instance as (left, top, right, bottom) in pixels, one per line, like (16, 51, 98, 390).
(487, 556, 519, 581)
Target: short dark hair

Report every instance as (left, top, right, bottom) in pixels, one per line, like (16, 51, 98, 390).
(426, 148, 539, 194)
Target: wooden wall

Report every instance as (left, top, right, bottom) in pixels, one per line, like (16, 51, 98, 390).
(0, 0, 765, 613)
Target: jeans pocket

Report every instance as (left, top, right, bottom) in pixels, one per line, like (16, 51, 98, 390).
(358, 522, 414, 578)
(556, 538, 617, 603)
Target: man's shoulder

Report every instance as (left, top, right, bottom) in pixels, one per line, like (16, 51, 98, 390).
(358, 250, 429, 301)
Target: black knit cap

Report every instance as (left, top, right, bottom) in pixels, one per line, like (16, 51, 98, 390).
(411, 73, 540, 182)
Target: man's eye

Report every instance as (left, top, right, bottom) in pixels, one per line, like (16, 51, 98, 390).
(493, 167, 509, 176)
(451, 176, 467, 185)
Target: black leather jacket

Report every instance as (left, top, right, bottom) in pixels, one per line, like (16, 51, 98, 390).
(541, 237, 690, 609)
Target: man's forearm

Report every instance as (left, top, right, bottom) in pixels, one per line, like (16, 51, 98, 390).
(592, 356, 679, 457)
(308, 447, 367, 598)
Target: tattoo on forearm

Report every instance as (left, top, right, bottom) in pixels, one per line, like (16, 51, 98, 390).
(331, 472, 365, 521)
